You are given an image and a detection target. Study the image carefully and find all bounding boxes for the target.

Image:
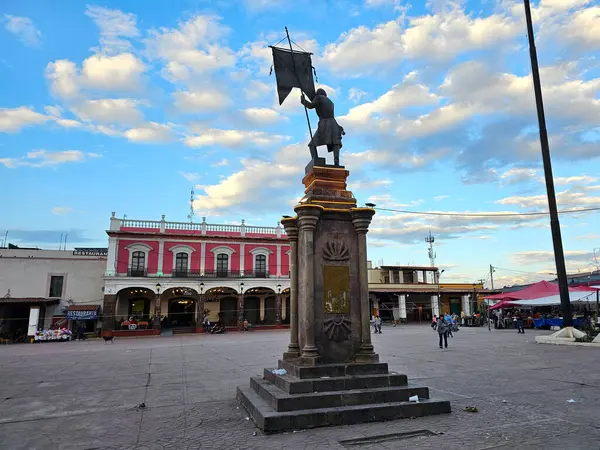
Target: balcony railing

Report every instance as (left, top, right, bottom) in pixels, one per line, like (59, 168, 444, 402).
(111, 214, 286, 237)
(127, 267, 148, 277)
(124, 269, 290, 278)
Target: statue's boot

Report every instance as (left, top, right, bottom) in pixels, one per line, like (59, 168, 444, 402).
(333, 146, 340, 166)
(309, 145, 319, 162)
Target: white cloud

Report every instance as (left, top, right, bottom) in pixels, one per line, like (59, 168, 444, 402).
(368, 210, 538, 244)
(575, 233, 600, 240)
(345, 149, 428, 169)
(184, 129, 289, 149)
(339, 73, 438, 130)
(47, 53, 146, 98)
(52, 206, 73, 215)
(3, 14, 42, 48)
(499, 168, 540, 185)
(322, 6, 519, 74)
(124, 122, 174, 143)
(0, 107, 49, 133)
(240, 107, 286, 126)
(211, 158, 229, 167)
(146, 15, 235, 80)
(554, 175, 598, 185)
(0, 150, 101, 169)
(558, 5, 600, 50)
(511, 250, 597, 268)
(495, 186, 600, 210)
(348, 87, 367, 102)
(180, 172, 200, 183)
(351, 178, 392, 190)
(56, 119, 83, 129)
(85, 5, 139, 54)
(172, 90, 231, 113)
(72, 98, 143, 125)
(46, 60, 80, 99)
(81, 53, 145, 91)
(243, 80, 272, 101)
(433, 195, 449, 201)
(192, 142, 306, 215)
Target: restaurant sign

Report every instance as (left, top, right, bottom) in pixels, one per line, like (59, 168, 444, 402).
(67, 309, 98, 320)
(73, 248, 108, 256)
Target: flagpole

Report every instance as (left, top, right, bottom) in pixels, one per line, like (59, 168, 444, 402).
(523, 0, 572, 327)
(285, 27, 314, 142)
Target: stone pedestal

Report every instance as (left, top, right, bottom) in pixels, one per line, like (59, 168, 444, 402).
(238, 163, 451, 431)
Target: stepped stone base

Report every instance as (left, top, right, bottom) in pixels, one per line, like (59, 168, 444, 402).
(237, 361, 451, 433)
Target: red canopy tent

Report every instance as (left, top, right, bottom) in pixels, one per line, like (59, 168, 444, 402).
(484, 280, 596, 303)
(486, 281, 598, 310)
(488, 300, 515, 311)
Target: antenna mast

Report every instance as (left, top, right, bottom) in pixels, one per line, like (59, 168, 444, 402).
(187, 187, 195, 223)
(425, 230, 436, 268)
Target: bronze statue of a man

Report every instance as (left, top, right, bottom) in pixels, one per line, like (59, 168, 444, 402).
(301, 88, 345, 166)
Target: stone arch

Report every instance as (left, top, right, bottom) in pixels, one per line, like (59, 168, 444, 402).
(243, 287, 277, 325)
(115, 286, 155, 328)
(204, 286, 238, 327)
(161, 287, 199, 328)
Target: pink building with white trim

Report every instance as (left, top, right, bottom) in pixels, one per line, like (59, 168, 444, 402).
(102, 213, 291, 334)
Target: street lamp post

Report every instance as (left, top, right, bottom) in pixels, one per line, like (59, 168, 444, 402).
(523, 0, 572, 328)
(238, 282, 245, 328)
(198, 282, 204, 332)
(437, 269, 445, 317)
(154, 282, 161, 330)
(276, 284, 282, 327)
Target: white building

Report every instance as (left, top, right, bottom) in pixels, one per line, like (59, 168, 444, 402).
(0, 246, 106, 340)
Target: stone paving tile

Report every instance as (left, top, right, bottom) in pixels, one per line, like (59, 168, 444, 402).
(1, 326, 600, 450)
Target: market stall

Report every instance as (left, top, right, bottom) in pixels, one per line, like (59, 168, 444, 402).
(33, 328, 72, 342)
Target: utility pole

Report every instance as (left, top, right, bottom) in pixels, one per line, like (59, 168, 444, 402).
(523, 0, 572, 327)
(490, 265, 495, 290)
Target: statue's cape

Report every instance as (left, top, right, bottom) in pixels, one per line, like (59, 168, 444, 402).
(271, 47, 316, 105)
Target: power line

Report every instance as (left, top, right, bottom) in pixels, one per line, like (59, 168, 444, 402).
(373, 206, 600, 218)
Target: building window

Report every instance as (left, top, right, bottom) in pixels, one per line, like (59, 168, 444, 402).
(255, 254, 267, 276)
(131, 251, 146, 276)
(49, 276, 64, 297)
(217, 253, 228, 276)
(175, 252, 189, 276)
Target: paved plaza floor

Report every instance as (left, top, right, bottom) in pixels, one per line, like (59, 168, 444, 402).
(1, 325, 600, 450)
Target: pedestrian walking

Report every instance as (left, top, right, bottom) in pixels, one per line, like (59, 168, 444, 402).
(516, 314, 525, 334)
(374, 315, 382, 334)
(431, 315, 437, 331)
(438, 317, 448, 349)
(444, 313, 453, 338)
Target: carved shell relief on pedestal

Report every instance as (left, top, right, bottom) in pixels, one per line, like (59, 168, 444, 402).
(323, 317, 352, 342)
(323, 239, 350, 262)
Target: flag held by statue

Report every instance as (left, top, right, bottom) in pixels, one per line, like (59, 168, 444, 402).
(270, 46, 316, 105)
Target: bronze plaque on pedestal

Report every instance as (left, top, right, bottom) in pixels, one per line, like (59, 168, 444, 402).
(323, 265, 350, 314)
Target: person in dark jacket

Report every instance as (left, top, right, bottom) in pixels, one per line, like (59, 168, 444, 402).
(437, 317, 449, 349)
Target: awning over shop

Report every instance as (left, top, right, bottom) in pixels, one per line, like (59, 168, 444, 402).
(489, 291, 597, 309)
(67, 305, 100, 320)
(0, 297, 60, 305)
(484, 280, 597, 301)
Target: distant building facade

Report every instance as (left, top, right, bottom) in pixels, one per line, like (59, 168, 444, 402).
(367, 264, 484, 322)
(0, 246, 106, 340)
(102, 214, 291, 332)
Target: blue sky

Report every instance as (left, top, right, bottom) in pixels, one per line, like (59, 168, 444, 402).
(1, 0, 599, 287)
